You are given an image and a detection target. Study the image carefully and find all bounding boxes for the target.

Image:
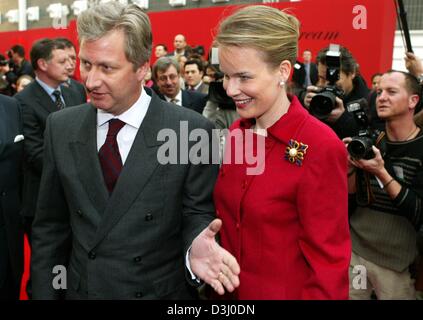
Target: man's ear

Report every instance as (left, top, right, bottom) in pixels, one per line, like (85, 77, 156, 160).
(37, 59, 49, 72)
(136, 61, 150, 82)
(409, 94, 420, 111)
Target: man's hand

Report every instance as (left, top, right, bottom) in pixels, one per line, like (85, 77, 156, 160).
(189, 219, 240, 295)
(342, 137, 356, 172)
(349, 145, 386, 177)
(326, 97, 346, 123)
(404, 52, 423, 78)
(302, 85, 320, 109)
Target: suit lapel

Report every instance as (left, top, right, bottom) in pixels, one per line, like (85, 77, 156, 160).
(32, 81, 58, 114)
(91, 93, 165, 248)
(181, 90, 190, 108)
(62, 85, 82, 107)
(69, 104, 108, 219)
(61, 86, 74, 106)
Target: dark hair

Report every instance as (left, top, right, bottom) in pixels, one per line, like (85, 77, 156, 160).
(316, 46, 357, 76)
(55, 37, 76, 49)
(0, 54, 8, 67)
(184, 59, 204, 73)
(11, 45, 25, 57)
(155, 44, 168, 52)
(152, 56, 180, 81)
(30, 38, 66, 71)
(371, 73, 382, 82)
(385, 70, 422, 114)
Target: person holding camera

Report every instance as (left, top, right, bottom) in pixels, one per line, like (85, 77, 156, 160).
(301, 46, 370, 139)
(346, 70, 423, 299)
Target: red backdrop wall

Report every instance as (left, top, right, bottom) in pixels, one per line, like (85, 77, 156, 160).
(0, 0, 396, 85)
(1, 0, 396, 300)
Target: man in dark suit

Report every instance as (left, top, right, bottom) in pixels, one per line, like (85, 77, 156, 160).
(292, 49, 318, 89)
(8, 45, 35, 84)
(184, 59, 209, 94)
(153, 56, 207, 114)
(31, 2, 239, 300)
(0, 94, 24, 299)
(167, 34, 190, 58)
(15, 39, 86, 252)
(56, 37, 87, 100)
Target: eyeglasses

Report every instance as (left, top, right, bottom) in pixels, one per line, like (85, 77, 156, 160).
(157, 74, 179, 82)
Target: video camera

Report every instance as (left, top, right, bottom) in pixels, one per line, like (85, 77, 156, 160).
(191, 45, 205, 57)
(309, 44, 344, 120)
(346, 98, 383, 160)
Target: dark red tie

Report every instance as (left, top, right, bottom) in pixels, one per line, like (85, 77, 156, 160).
(98, 119, 126, 194)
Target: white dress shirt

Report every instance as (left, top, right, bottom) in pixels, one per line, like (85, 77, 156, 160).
(164, 90, 183, 106)
(97, 88, 199, 281)
(35, 77, 65, 105)
(97, 87, 151, 163)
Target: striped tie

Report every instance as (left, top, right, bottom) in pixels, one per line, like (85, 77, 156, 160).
(98, 119, 126, 194)
(52, 90, 65, 110)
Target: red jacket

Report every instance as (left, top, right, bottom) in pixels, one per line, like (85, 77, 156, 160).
(214, 95, 351, 299)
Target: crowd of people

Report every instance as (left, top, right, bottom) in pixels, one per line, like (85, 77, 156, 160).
(0, 2, 423, 300)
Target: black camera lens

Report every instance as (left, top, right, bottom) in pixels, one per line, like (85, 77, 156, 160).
(309, 91, 336, 120)
(348, 137, 374, 160)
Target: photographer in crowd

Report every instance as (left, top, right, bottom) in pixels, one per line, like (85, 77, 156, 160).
(300, 45, 370, 139)
(346, 70, 422, 299)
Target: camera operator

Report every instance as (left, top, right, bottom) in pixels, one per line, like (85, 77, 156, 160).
(345, 70, 422, 299)
(202, 63, 239, 163)
(9, 45, 35, 83)
(301, 45, 370, 139)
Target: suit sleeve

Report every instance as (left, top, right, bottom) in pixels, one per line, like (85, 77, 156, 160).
(31, 114, 72, 300)
(182, 119, 219, 254)
(297, 137, 351, 299)
(18, 97, 45, 174)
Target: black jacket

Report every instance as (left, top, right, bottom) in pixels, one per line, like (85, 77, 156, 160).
(0, 94, 24, 298)
(15, 81, 86, 218)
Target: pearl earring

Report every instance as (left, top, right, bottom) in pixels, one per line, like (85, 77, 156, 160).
(279, 80, 285, 87)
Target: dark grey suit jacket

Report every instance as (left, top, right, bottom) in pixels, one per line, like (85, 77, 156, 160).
(0, 95, 24, 298)
(67, 79, 87, 102)
(15, 81, 86, 218)
(31, 88, 218, 299)
(181, 89, 207, 114)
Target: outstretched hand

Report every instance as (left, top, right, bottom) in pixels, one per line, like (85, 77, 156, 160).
(189, 219, 240, 295)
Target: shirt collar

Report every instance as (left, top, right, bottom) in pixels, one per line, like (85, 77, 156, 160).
(194, 81, 203, 90)
(239, 94, 308, 145)
(97, 87, 152, 129)
(164, 90, 182, 104)
(35, 77, 62, 98)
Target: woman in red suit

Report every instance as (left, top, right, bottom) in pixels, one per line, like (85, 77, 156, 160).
(212, 5, 351, 299)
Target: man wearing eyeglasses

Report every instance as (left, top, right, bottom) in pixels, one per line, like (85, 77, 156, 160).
(153, 56, 207, 114)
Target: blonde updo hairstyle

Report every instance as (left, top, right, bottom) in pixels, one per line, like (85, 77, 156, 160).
(215, 5, 299, 70)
